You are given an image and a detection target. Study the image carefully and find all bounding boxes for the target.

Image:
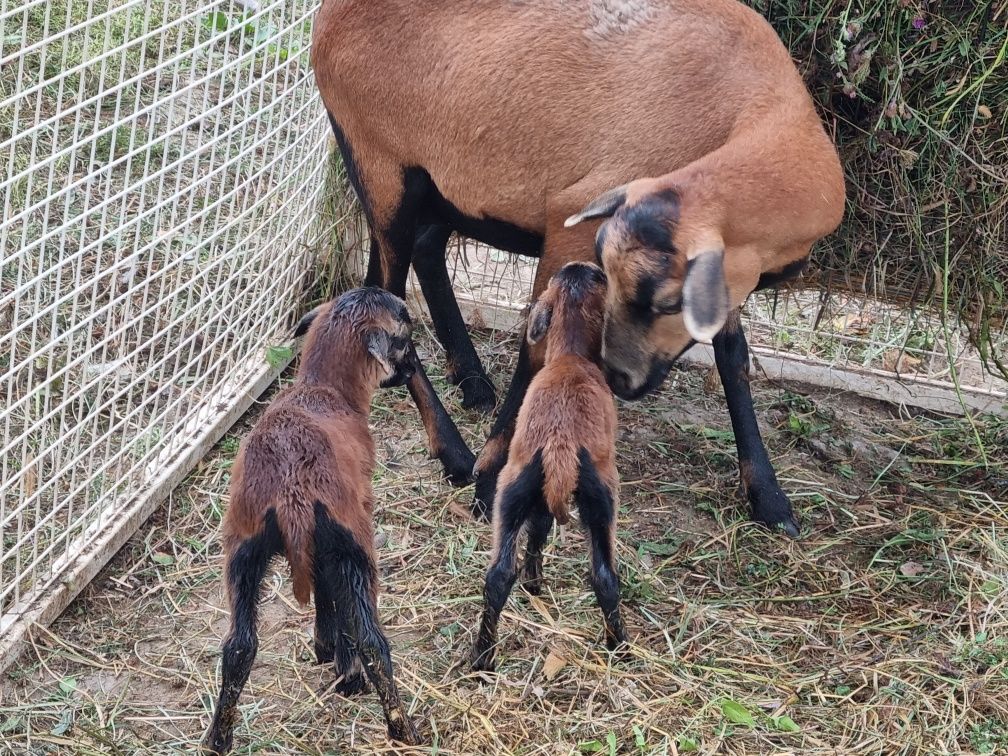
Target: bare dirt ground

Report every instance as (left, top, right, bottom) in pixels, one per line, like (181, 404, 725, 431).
(1, 327, 1006, 755)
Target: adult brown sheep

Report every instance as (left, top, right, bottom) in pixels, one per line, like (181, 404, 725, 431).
(311, 0, 845, 536)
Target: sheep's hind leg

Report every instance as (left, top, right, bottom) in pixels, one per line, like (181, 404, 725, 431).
(472, 452, 545, 671)
(712, 309, 801, 538)
(314, 566, 366, 695)
(203, 513, 282, 755)
(372, 176, 476, 486)
(575, 450, 627, 652)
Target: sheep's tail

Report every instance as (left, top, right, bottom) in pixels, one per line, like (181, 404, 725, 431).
(273, 496, 316, 606)
(540, 439, 582, 525)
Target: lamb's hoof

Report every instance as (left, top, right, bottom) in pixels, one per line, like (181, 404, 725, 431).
(202, 730, 233, 756)
(470, 646, 497, 673)
(387, 715, 420, 745)
(521, 564, 543, 596)
(332, 671, 368, 696)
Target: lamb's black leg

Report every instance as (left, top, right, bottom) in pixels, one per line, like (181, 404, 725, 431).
(472, 451, 544, 671)
(521, 504, 553, 595)
(412, 223, 497, 412)
(712, 309, 801, 537)
(203, 513, 281, 755)
(472, 341, 534, 518)
(315, 504, 418, 744)
(314, 559, 366, 695)
(575, 450, 626, 651)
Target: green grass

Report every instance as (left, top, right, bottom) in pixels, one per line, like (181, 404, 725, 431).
(743, 0, 1008, 378)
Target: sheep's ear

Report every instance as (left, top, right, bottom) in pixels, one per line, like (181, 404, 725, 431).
(526, 298, 554, 345)
(365, 329, 393, 375)
(681, 250, 730, 344)
(564, 185, 629, 227)
(294, 303, 328, 337)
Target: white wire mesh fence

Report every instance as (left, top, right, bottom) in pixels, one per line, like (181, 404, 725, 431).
(0, 0, 337, 665)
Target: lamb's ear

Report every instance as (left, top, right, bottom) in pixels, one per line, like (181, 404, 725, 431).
(294, 303, 329, 337)
(526, 296, 554, 345)
(564, 184, 629, 227)
(681, 250, 730, 343)
(365, 329, 393, 375)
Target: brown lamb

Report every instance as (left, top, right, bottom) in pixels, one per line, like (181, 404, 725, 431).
(471, 262, 624, 672)
(203, 287, 420, 754)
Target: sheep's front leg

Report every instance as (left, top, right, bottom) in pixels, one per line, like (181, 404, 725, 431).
(411, 222, 497, 412)
(712, 309, 801, 538)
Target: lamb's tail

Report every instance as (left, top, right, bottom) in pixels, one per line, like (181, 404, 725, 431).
(273, 496, 316, 605)
(540, 440, 582, 525)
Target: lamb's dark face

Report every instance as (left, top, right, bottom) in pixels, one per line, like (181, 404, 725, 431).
(296, 287, 415, 388)
(350, 289, 415, 388)
(566, 185, 729, 400)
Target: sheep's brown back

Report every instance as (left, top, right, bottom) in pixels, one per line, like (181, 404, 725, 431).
(312, 0, 810, 229)
(507, 356, 617, 523)
(223, 385, 376, 605)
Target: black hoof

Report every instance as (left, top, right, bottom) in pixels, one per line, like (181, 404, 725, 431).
(521, 563, 543, 596)
(388, 715, 420, 745)
(452, 374, 497, 414)
(438, 446, 477, 487)
(202, 731, 233, 755)
(470, 645, 497, 673)
(332, 671, 368, 696)
(748, 483, 801, 538)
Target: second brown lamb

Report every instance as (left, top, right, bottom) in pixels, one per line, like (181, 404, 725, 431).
(472, 262, 625, 672)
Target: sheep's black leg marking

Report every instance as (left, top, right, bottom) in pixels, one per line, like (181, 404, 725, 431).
(472, 451, 544, 672)
(204, 511, 282, 755)
(412, 222, 497, 412)
(313, 577, 336, 665)
(313, 544, 365, 695)
(521, 503, 553, 596)
(473, 341, 534, 518)
(404, 346, 476, 485)
(363, 233, 381, 286)
(377, 171, 475, 486)
(575, 449, 627, 651)
(712, 310, 800, 538)
(314, 503, 418, 744)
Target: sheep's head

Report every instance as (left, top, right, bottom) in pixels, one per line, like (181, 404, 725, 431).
(295, 287, 415, 389)
(565, 183, 729, 399)
(526, 261, 607, 360)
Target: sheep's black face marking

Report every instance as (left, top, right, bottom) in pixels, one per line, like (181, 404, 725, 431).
(594, 224, 609, 265)
(622, 198, 675, 252)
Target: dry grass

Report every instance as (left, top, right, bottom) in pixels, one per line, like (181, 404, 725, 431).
(1, 326, 1007, 755)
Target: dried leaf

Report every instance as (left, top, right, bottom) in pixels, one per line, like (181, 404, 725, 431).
(978, 104, 992, 119)
(882, 349, 922, 373)
(900, 561, 924, 577)
(542, 649, 566, 680)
